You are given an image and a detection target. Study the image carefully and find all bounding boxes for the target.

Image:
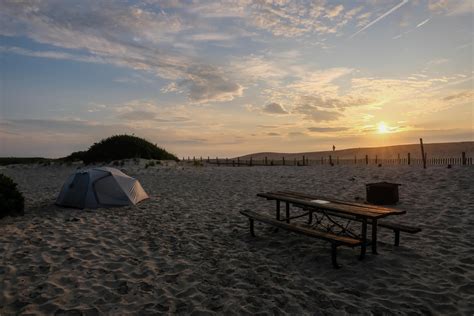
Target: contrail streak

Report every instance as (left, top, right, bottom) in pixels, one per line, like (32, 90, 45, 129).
(350, 0, 409, 38)
(416, 18, 430, 28)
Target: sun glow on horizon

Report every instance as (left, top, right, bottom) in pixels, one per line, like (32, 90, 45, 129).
(377, 122, 389, 134)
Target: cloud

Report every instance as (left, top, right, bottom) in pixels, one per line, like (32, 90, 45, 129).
(442, 91, 474, 102)
(0, 1, 247, 104)
(308, 127, 349, 132)
(267, 132, 280, 136)
(230, 55, 288, 85)
(350, 0, 409, 38)
(293, 104, 343, 122)
(297, 95, 372, 109)
(234, 1, 357, 37)
(262, 103, 288, 114)
(117, 110, 160, 121)
(288, 68, 353, 94)
(172, 65, 244, 103)
(429, 0, 473, 15)
(114, 99, 193, 123)
(325, 5, 344, 19)
(288, 131, 306, 137)
(189, 33, 235, 42)
(0, 46, 105, 64)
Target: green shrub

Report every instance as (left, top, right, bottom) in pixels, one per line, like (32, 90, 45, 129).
(0, 174, 25, 219)
(78, 135, 178, 164)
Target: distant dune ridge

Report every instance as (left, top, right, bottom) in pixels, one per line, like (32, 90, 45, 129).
(238, 141, 474, 160)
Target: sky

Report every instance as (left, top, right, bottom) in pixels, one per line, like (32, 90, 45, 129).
(0, 0, 473, 158)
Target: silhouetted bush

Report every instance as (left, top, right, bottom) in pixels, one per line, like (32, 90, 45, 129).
(60, 150, 87, 162)
(0, 174, 25, 219)
(79, 135, 178, 164)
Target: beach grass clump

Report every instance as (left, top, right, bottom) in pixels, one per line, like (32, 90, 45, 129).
(145, 160, 159, 168)
(63, 135, 179, 164)
(0, 157, 50, 166)
(0, 174, 25, 219)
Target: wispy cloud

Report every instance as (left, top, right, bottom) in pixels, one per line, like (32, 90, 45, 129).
(308, 127, 349, 133)
(429, 0, 474, 16)
(350, 0, 409, 38)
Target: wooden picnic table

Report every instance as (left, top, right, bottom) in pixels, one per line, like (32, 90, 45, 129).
(256, 190, 406, 258)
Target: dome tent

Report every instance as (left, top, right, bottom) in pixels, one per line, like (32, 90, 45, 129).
(56, 167, 149, 209)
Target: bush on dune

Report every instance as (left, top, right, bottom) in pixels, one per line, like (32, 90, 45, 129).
(59, 150, 87, 162)
(74, 135, 179, 164)
(0, 174, 25, 219)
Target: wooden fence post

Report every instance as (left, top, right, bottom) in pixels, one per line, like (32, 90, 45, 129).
(408, 153, 411, 165)
(250, 157, 253, 166)
(294, 158, 297, 166)
(265, 156, 268, 166)
(237, 157, 240, 166)
(282, 157, 285, 166)
(354, 155, 357, 164)
(365, 155, 368, 165)
(375, 155, 378, 164)
(420, 138, 426, 169)
(207, 156, 210, 163)
(398, 153, 400, 164)
(329, 155, 332, 165)
(216, 157, 219, 166)
(462, 152, 466, 165)
(302, 155, 305, 166)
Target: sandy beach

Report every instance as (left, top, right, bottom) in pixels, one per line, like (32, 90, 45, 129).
(1, 162, 473, 315)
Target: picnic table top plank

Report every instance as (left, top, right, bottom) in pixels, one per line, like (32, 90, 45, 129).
(276, 190, 396, 212)
(257, 191, 405, 219)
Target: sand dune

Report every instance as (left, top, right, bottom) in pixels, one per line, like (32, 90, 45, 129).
(238, 141, 474, 160)
(1, 161, 473, 314)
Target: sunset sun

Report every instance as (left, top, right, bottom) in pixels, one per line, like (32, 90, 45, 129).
(377, 122, 389, 134)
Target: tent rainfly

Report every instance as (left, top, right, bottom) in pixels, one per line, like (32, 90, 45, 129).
(56, 167, 149, 209)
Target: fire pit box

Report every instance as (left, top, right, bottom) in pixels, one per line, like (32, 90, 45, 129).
(366, 182, 401, 205)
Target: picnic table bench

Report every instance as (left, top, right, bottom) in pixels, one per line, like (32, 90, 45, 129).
(241, 190, 421, 268)
(240, 210, 362, 268)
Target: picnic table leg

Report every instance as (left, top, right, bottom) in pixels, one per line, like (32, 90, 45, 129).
(371, 219, 378, 254)
(249, 218, 255, 237)
(276, 200, 281, 221)
(394, 230, 400, 246)
(359, 218, 367, 260)
(285, 202, 290, 223)
(331, 243, 341, 269)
